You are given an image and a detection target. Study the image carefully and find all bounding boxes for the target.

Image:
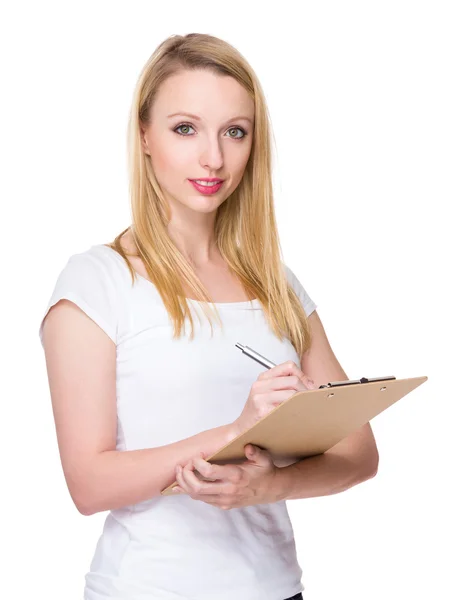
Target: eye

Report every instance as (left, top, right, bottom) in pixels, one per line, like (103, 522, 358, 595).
(174, 123, 196, 136)
(173, 123, 248, 140)
(226, 126, 247, 139)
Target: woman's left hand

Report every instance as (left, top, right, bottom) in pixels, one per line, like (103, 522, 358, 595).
(173, 444, 280, 509)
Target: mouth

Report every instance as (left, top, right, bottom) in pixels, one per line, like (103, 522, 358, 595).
(189, 178, 224, 186)
(188, 179, 224, 195)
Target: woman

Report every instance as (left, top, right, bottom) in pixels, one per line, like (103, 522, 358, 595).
(39, 33, 379, 600)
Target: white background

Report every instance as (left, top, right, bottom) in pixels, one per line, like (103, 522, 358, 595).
(2, 1, 456, 598)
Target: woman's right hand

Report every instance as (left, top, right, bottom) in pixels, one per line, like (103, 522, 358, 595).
(231, 361, 317, 437)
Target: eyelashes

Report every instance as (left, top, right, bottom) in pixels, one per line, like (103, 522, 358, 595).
(173, 123, 248, 140)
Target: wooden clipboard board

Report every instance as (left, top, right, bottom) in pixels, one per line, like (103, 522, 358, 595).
(161, 375, 428, 495)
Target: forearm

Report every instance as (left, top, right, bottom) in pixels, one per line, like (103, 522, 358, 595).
(273, 450, 376, 501)
(79, 423, 237, 515)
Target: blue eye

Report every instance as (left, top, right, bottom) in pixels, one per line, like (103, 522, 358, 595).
(173, 123, 247, 139)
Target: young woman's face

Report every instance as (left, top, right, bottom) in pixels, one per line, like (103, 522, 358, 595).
(141, 69, 254, 216)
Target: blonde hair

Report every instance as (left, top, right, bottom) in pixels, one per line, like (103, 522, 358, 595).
(107, 33, 312, 357)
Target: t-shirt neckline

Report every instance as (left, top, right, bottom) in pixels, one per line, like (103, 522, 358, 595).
(94, 244, 261, 309)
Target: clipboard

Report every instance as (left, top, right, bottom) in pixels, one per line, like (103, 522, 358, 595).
(161, 375, 428, 496)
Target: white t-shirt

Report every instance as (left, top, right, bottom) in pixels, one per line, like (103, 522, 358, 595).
(39, 243, 317, 600)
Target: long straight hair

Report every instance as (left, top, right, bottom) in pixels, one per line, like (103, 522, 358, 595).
(107, 33, 312, 357)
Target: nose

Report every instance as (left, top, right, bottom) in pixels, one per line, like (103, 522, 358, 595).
(199, 136, 224, 171)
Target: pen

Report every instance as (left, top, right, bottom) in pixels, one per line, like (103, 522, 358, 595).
(235, 343, 277, 369)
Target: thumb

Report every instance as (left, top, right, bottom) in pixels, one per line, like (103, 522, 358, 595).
(245, 444, 256, 459)
(245, 444, 268, 462)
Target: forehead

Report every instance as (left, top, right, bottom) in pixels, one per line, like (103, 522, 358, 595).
(151, 69, 254, 122)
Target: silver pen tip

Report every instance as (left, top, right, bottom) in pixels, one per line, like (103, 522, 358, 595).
(235, 342, 244, 350)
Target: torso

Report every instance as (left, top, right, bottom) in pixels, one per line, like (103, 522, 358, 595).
(118, 229, 255, 303)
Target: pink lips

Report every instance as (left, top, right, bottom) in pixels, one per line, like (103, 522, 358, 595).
(189, 179, 224, 195)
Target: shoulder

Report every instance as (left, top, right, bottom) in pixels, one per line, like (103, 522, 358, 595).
(38, 244, 130, 347)
(282, 261, 317, 318)
(282, 262, 304, 290)
(64, 243, 129, 287)
(68, 243, 121, 269)
(282, 262, 296, 282)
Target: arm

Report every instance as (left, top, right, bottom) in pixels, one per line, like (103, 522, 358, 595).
(42, 299, 237, 516)
(272, 426, 378, 501)
(274, 310, 379, 501)
(83, 425, 237, 515)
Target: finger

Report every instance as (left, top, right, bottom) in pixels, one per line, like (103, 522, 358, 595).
(180, 461, 240, 496)
(177, 460, 205, 492)
(259, 389, 306, 409)
(252, 378, 307, 401)
(179, 461, 215, 495)
(192, 456, 240, 483)
(175, 465, 191, 494)
(258, 360, 305, 381)
(263, 364, 315, 391)
(266, 375, 309, 392)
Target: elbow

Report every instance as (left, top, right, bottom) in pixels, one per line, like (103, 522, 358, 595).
(75, 496, 100, 516)
(365, 464, 378, 481)
(76, 495, 97, 516)
(66, 462, 105, 516)
(364, 447, 379, 481)
(74, 488, 102, 516)
(73, 491, 94, 516)
(371, 454, 379, 478)
(349, 445, 379, 486)
(69, 482, 97, 516)
(77, 504, 92, 517)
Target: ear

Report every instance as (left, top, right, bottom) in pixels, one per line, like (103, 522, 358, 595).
(140, 121, 150, 156)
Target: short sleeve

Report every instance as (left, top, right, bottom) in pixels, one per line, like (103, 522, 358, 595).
(38, 251, 120, 347)
(283, 264, 317, 317)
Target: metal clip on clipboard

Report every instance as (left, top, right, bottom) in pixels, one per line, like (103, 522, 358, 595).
(318, 375, 396, 389)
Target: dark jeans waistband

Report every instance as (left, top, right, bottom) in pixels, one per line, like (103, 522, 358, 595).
(284, 593, 303, 600)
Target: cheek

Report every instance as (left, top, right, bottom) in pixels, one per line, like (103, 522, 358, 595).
(233, 140, 252, 169)
(150, 143, 190, 183)
(230, 151, 252, 184)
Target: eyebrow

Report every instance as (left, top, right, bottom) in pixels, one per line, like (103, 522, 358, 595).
(167, 112, 253, 125)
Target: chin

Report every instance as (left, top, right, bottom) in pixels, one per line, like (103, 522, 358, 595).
(186, 196, 227, 212)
